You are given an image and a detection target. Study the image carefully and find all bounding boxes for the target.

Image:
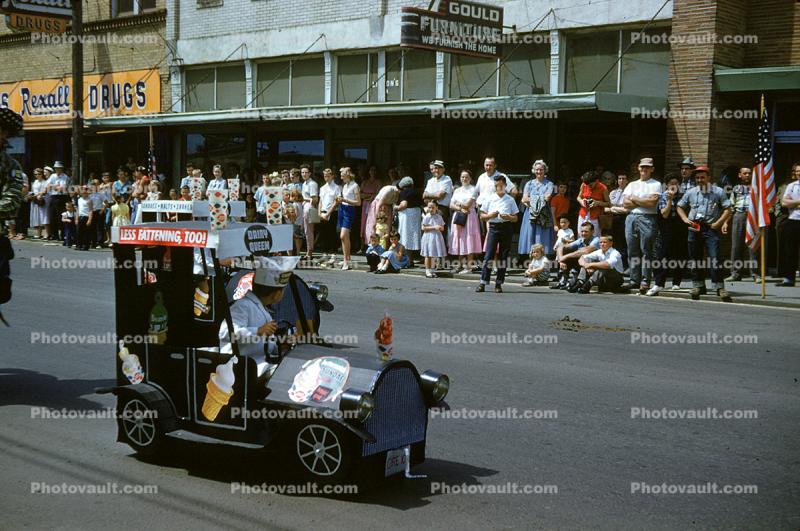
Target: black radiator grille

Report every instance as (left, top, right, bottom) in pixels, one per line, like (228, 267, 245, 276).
(362, 367, 427, 456)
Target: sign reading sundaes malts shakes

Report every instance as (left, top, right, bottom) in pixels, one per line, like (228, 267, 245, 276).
(0, 69, 161, 129)
(401, 0, 503, 59)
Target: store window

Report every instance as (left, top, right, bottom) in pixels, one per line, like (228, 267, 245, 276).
(112, 0, 155, 17)
(402, 49, 436, 101)
(500, 40, 550, 96)
(449, 55, 498, 99)
(565, 31, 619, 93)
(621, 29, 670, 97)
(184, 64, 246, 112)
(291, 58, 325, 105)
(256, 61, 290, 107)
(337, 54, 370, 104)
(186, 133, 247, 176)
(216, 65, 246, 110)
(385, 50, 403, 102)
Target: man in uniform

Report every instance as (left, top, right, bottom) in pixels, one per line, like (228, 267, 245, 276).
(219, 256, 300, 378)
(677, 165, 733, 302)
(0, 108, 25, 323)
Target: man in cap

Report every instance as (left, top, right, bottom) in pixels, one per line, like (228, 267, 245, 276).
(677, 165, 733, 302)
(722, 166, 758, 282)
(423, 160, 453, 226)
(476, 174, 519, 293)
(46, 160, 71, 241)
(678, 157, 696, 194)
(219, 256, 301, 378)
(0, 108, 25, 321)
(622, 157, 662, 294)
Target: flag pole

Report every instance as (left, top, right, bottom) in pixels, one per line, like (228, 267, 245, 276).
(759, 94, 766, 299)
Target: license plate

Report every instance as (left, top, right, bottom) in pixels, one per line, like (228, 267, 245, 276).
(384, 445, 410, 477)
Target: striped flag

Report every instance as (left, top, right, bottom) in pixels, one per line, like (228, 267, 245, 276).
(147, 147, 158, 181)
(745, 108, 776, 250)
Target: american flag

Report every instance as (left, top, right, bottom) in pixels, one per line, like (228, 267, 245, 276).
(147, 147, 158, 181)
(745, 108, 776, 250)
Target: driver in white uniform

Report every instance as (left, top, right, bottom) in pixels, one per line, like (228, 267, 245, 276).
(219, 256, 300, 377)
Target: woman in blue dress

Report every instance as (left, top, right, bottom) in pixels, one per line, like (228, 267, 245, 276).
(518, 160, 556, 256)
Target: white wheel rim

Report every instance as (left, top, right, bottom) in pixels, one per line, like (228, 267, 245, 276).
(121, 399, 156, 447)
(296, 424, 342, 476)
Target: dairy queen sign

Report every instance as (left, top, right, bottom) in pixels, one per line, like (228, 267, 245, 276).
(401, 0, 504, 59)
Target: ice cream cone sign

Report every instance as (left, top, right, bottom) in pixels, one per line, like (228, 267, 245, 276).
(202, 356, 238, 421)
(375, 312, 394, 361)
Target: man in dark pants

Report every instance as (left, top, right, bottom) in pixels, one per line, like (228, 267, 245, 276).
(677, 165, 733, 302)
(46, 161, 71, 240)
(476, 175, 518, 293)
(723, 166, 758, 282)
(0, 108, 25, 324)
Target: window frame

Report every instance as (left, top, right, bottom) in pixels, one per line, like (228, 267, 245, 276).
(183, 63, 246, 112)
(254, 55, 325, 107)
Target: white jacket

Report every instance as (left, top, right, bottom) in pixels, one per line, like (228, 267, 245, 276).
(219, 291, 276, 375)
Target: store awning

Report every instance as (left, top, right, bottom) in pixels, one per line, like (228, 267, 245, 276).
(84, 92, 666, 129)
(714, 65, 800, 93)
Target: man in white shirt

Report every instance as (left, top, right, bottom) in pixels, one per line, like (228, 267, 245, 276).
(476, 175, 519, 293)
(76, 186, 94, 251)
(318, 168, 341, 263)
(254, 172, 271, 223)
(423, 160, 453, 224)
(46, 161, 71, 241)
(474, 156, 517, 208)
(623, 158, 662, 293)
(571, 236, 624, 293)
(300, 164, 319, 261)
(179, 162, 194, 190)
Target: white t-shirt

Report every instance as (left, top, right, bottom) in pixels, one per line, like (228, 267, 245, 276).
(475, 171, 515, 206)
(623, 179, 662, 215)
(583, 247, 624, 273)
(424, 175, 454, 207)
(480, 192, 519, 223)
(341, 181, 359, 203)
(555, 227, 575, 249)
(302, 179, 319, 200)
(783, 181, 800, 221)
(319, 182, 341, 213)
(527, 256, 550, 272)
(77, 197, 94, 217)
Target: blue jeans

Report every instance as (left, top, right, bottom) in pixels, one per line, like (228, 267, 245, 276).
(688, 225, 724, 289)
(481, 222, 513, 285)
(625, 214, 658, 287)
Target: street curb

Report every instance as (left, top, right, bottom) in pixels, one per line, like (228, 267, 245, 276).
(18, 240, 799, 310)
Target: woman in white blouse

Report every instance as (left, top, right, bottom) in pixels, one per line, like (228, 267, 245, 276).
(335, 167, 361, 270)
(29, 168, 49, 239)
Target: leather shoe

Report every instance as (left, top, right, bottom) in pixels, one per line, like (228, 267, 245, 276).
(776, 280, 796, 287)
(475, 284, 485, 292)
(717, 288, 732, 302)
(690, 286, 707, 300)
(494, 285, 503, 293)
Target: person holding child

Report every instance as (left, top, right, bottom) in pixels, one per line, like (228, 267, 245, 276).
(421, 201, 447, 278)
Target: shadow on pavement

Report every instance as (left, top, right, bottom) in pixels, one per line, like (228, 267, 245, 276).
(135, 442, 497, 508)
(0, 368, 113, 410)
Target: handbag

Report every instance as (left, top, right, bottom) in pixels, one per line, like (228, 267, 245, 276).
(452, 211, 467, 227)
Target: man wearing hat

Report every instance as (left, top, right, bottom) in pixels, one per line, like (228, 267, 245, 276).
(678, 157, 696, 194)
(219, 256, 301, 377)
(622, 158, 663, 294)
(423, 160, 453, 227)
(46, 160, 71, 240)
(0, 108, 25, 317)
(677, 165, 733, 302)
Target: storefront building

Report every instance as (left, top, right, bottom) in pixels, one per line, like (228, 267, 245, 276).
(0, 0, 169, 178)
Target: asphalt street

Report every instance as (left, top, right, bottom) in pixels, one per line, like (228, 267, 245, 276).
(1, 241, 799, 530)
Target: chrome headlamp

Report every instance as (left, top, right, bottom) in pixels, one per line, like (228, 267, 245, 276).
(420, 370, 450, 403)
(339, 389, 375, 423)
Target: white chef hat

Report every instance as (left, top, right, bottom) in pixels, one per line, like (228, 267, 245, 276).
(253, 256, 300, 288)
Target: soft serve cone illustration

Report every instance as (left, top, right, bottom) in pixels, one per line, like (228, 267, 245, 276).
(202, 356, 238, 421)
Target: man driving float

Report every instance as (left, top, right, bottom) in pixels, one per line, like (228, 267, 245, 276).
(218, 256, 300, 377)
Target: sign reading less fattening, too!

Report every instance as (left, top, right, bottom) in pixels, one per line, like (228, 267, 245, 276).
(401, 0, 504, 59)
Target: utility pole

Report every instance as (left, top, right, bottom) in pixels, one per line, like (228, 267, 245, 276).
(71, 0, 83, 184)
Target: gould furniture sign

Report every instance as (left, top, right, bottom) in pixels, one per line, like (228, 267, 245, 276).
(401, 0, 504, 59)
(0, 69, 161, 130)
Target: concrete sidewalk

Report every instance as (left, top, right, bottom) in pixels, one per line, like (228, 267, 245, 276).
(305, 253, 800, 310)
